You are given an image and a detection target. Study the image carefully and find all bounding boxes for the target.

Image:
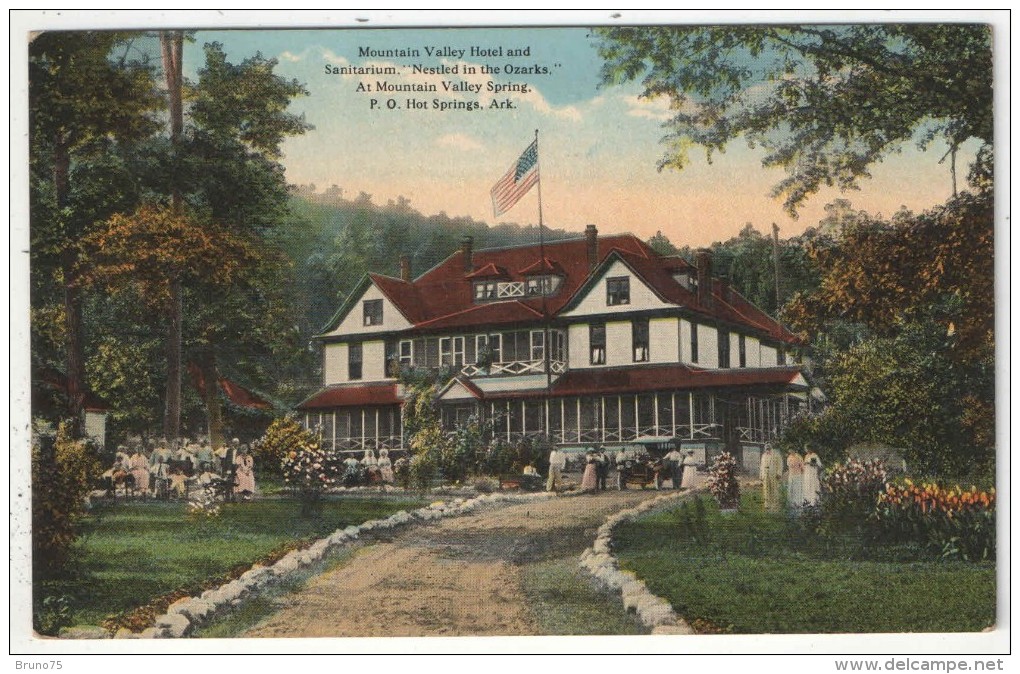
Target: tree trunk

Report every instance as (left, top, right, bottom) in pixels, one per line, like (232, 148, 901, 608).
(160, 31, 186, 440)
(163, 278, 183, 440)
(198, 350, 225, 449)
(54, 137, 86, 438)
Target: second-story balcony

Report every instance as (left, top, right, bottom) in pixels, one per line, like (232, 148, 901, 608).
(460, 358, 567, 378)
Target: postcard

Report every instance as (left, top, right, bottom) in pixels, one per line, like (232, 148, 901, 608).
(10, 9, 1009, 665)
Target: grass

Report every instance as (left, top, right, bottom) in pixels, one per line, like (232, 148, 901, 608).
(521, 557, 647, 635)
(35, 495, 424, 631)
(613, 491, 996, 634)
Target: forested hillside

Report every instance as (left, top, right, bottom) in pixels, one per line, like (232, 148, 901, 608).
(281, 185, 575, 338)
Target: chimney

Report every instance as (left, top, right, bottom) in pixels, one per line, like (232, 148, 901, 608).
(585, 224, 599, 271)
(461, 236, 473, 273)
(399, 255, 412, 282)
(695, 248, 713, 307)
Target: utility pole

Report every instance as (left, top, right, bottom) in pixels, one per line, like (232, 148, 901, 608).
(772, 223, 781, 313)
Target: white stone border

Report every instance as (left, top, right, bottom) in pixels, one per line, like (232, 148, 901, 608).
(104, 491, 556, 639)
(579, 489, 707, 635)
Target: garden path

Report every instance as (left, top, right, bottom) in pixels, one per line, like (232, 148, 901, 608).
(242, 489, 659, 637)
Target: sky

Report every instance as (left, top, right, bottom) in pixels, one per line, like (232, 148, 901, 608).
(165, 25, 982, 247)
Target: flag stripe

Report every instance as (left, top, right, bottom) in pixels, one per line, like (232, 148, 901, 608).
(491, 140, 539, 217)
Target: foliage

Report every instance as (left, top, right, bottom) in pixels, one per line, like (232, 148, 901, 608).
(707, 451, 740, 509)
(252, 415, 311, 477)
(594, 25, 992, 213)
(279, 432, 341, 515)
(816, 458, 888, 536)
(443, 413, 489, 482)
(875, 480, 995, 562)
(781, 192, 995, 479)
(32, 423, 103, 576)
(812, 323, 992, 478)
(34, 595, 74, 636)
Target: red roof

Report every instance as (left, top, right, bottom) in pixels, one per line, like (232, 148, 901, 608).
(188, 363, 273, 410)
(329, 233, 800, 346)
(478, 364, 807, 399)
(297, 382, 401, 410)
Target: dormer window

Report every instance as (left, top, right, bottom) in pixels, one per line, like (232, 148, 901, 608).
(607, 277, 630, 306)
(474, 281, 498, 301)
(363, 299, 383, 326)
(525, 275, 561, 296)
(673, 272, 695, 291)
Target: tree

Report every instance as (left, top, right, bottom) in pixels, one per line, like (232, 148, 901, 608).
(29, 31, 161, 435)
(594, 25, 993, 213)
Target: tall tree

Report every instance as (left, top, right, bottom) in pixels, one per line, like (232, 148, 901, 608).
(160, 30, 186, 440)
(29, 32, 161, 435)
(594, 25, 993, 213)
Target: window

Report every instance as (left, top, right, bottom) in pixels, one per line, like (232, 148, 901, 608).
(778, 346, 786, 366)
(690, 322, 699, 363)
(718, 328, 730, 368)
(399, 340, 413, 366)
(606, 277, 630, 306)
(738, 334, 747, 368)
(385, 340, 399, 376)
(440, 336, 465, 366)
(348, 342, 363, 380)
(530, 330, 545, 361)
(474, 281, 498, 301)
(550, 330, 566, 362)
(525, 276, 560, 296)
(363, 299, 383, 326)
(632, 318, 649, 362)
(590, 323, 606, 365)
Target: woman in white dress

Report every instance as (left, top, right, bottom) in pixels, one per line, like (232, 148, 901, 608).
(681, 449, 698, 489)
(234, 447, 256, 498)
(786, 451, 805, 510)
(803, 449, 823, 506)
(377, 449, 394, 483)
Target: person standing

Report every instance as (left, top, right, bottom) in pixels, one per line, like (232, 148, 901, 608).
(580, 451, 598, 493)
(595, 450, 609, 491)
(803, 447, 823, 507)
(546, 447, 565, 492)
(663, 446, 684, 490)
(234, 446, 256, 499)
(129, 448, 151, 498)
(786, 450, 805, 510)
(760, 444, 785, 512)
(378, 449, 395, 483)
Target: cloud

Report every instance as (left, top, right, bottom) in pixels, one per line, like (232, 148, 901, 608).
(621, 94, 673, 121)
(436, 133, 484, 151)
(279, 50, 303, 63)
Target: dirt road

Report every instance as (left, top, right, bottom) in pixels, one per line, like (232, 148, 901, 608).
(242, 490, 661, 637)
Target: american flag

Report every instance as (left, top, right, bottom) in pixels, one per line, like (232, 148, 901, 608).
(491, 140, 539, 217)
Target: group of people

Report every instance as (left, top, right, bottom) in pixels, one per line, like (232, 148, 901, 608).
(341, 449, 397, 486)
(759, 444, 822, 512)
(545, 445, 698, 493)
(101, 436, 257, 501)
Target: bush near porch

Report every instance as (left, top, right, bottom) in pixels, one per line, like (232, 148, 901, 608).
(613, 488, 996, 634)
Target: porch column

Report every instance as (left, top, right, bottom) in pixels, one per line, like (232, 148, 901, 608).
(688, 392, 695, 440)
(600, 397, 606, 443)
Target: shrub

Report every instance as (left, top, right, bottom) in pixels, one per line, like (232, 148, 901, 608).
(253, 415, 313, 477)
(875, 480, 996, 561)
(279, 432, 341, 516)
(32, 423, 102, 577)
(708, 451, 740, 509)
(819, 458, 888, 534)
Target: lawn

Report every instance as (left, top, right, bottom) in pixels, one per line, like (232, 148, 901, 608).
(34, 495, 425, 631)
(613, 491, 996, 634)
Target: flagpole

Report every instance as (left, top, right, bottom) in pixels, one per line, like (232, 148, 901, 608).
(535, 130, 553, 415)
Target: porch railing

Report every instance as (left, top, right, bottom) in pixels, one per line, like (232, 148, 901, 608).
(460, 358, 566, 377)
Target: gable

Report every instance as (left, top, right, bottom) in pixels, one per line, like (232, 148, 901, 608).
(321, 278, 413, 337)
(560, 258, 674, 318)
